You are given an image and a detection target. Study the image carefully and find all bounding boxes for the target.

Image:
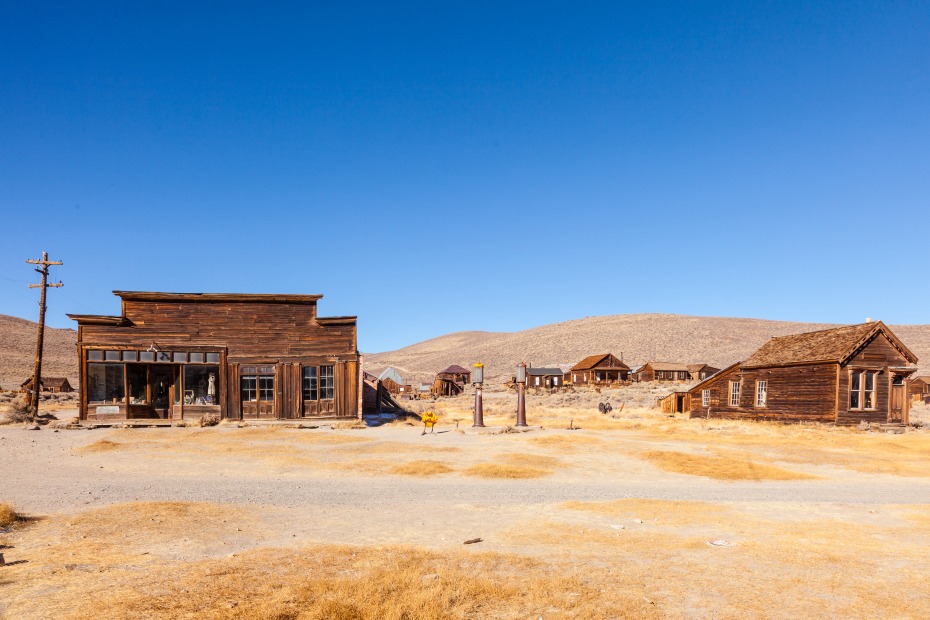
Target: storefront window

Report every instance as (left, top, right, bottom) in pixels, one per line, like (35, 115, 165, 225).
(127, 365, 147, 404)
(87, 364, 125, 404)
(184, 365, 219, 405)
(320, 365, 334, 400)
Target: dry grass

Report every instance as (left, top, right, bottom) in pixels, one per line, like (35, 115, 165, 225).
(0, 502, 24, 528)
(638, 450, 818, 481)
(462, 463, 551, 478)
(563, 498, 729, 525)
(389, 459, 455, 476)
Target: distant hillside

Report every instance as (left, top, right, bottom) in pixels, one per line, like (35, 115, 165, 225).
(364, 314, 930, 385)
(3, 312, 927, 392)
(0, 314, 78, 390)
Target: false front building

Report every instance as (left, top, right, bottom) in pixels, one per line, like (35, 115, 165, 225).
(68, 291, 360, 423)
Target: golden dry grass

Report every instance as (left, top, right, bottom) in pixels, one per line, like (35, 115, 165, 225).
(389, 459, 455, 476)
(462, 463, 551, 478)
(563, 498, 729, 524)
(0, 502, 21, 528)
(639, 450, 818, 481)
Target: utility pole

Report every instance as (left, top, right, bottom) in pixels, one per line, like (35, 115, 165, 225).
(25, 252, 63, 420)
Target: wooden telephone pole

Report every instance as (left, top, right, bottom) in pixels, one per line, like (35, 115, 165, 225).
(25, 252, 63, 419)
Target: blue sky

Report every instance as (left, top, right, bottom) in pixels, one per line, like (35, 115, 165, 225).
(1, 2, 928, 352)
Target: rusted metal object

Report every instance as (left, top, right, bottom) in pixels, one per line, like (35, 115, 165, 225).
(472, 363, 485, 428)
(516, 362, 527, 427)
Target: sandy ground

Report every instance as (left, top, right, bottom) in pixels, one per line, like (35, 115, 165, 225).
(3, 406, 930, 618)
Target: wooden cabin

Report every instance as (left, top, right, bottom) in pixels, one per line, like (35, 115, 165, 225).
(635, 362, 718, 383)
(687, 322, 918, 425)
(20, 376, 74, 394)
(68, 291, 360, 423)
(430, 364, 471, 397)
(910, 376, 930, 404)
(570, 354, 630, 385)
(526, 367, 564, 389)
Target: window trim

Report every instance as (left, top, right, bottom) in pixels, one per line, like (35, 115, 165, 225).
(849, 370, 878, 411)
(702, 389, 710, 407)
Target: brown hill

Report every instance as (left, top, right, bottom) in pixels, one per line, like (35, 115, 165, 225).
(0, 314, 78, 390)
(364, 314, 930, 385)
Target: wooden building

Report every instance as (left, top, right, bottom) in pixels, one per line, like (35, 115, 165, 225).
(569, 354, 630, 385)
(19, 376, 74, 393)
(526, 367, 564, 389)
(687, 322, 918, 425)
(634, 362, 719, 383)
(910, 376, 930, 404)
(68, 291, 360, 423)
(430, 364, 471, 397)
(658, 391, 691, 414)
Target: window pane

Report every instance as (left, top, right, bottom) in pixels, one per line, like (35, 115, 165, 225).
(184, 365, 220, 405)
(206, 352, 220, 363)
(127, 365, 147, 403)
(189, 352, 204, 363)
(240, 376, 256, 402)
(157, 351, 172, 363)
(302, 366, 318, 401)
(850, 372, 861, 409)
(122, 350, 138, 362)
(139, 351, 155, 362)
(87, 350, 104, 361)
(105, 350, 121, 361)
(87, 364, 125, 404)
(259, 376, 274, 401)
(320, 365, 334, 400)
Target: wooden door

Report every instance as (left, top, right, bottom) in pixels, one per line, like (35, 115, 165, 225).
(241, 372, 275, 419)
(890, 383, 905, 423)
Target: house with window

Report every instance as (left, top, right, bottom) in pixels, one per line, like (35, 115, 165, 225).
(526, 367, 564, 389)
(68, 291, 360, 423)
(19, 376, 74, 394)
(687, 321, 918, 425)
(633, 362, 719, 383)
(569, 354, 630, 385)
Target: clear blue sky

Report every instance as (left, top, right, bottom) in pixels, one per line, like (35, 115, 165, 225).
(1, 2, 928, 352)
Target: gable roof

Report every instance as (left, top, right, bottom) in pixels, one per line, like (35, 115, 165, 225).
(439, 364, 471, 375)
(378, 367, 404, 384)
(644, 361, 690, 372)
(571, 354, 630, 371)
(688, 362, 742, 394)
(21, 377, 72, 388)
(741, 321, 917, 368)
(527, 367, 563, 376)
(912, 376, 930, 384)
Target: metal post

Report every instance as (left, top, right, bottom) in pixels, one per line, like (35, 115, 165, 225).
(473, 383, 484, 427)
(516, 361, 527, 427)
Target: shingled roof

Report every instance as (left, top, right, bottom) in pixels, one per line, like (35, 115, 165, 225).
(439, 364, 471, 375)
(644, 362, 690, 372)
(571, 354, 630, 371)
(741, 321, 917, 368)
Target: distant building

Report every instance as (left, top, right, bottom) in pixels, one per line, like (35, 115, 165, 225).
(634, 362, 719, 383)
(569, 354, 630, 385)
(430, 364, 472, 397)
(910, 376, 930, 403)
(526, 367, 564, 389)
(20, 376, 74, 394)
(688, 321, 918, 425)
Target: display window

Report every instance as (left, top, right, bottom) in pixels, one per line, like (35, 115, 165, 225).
(87, 364, 125, 405)
(184, 365, 220, 405)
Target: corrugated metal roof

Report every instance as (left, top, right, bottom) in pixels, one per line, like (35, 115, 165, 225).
(527, 367, 563, 376)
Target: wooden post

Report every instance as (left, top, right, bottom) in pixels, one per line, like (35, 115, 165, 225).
(25, 252, 63, 420)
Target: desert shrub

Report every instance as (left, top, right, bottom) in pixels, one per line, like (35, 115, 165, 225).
(0, 503, 23, 528)
(910, 402, 930, 428)
(198, 414, 220, 427)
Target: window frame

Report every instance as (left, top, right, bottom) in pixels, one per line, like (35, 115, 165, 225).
(729, 380, 741, 407)
(849, 370, 878, 411)
(702, 389, 710, 407)
(755, 380, 767, 408)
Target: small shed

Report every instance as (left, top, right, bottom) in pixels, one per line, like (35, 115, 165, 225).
(20, 377, 74, 393)
(910, 376, 930, 403)
(569, 354, 630, 385)
(687, 321, 919, 425)
(658, 391, 691, 414)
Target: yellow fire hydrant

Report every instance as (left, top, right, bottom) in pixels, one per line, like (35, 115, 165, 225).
(421, 410, 438, 435)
